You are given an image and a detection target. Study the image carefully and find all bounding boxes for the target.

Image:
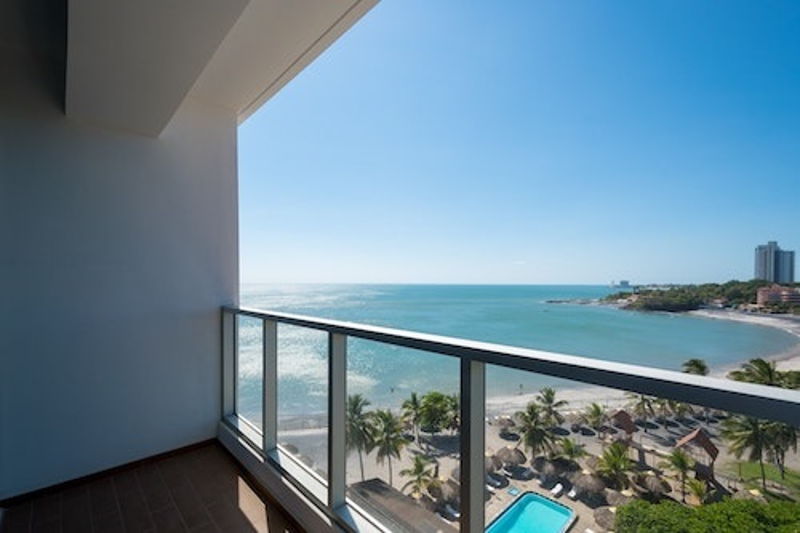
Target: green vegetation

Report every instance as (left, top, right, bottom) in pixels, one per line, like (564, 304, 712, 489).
(371, 409, 407, 485)
(728, 358, 799, 389)
(400, 455, 439, 498)
(605, 279, 775, 312)
(515, 402, 558, 458)
(346, 394, 375, 481)
(596, 441, 634, 489)
(723, 462, 800, 496)
(659, 449, 695, 503)
(615, 499, 800, 533)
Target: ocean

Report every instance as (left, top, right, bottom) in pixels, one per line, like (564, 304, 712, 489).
(236, 284, 798, 421)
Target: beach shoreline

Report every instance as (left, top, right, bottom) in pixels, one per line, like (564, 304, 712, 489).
(689, 309, 800, 372)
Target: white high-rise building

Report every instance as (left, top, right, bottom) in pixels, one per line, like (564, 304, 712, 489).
(755, 241, 795, 283)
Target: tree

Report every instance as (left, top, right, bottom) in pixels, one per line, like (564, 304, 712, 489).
(420, 391, 450, 441)
(371, 409, 408, 486)
(596, 442, 634, 489)
(722, 416, 769, 491)
(581, 403, 608, 433)
(402, 392, 423, 445)
(683, 359, 709, 376)
(556, 437, 587, 464)
(686, 478, 708, 506)
(627, 394, 656, 433)
(728, 358, 782, 387)
(445, 394, 460, 434)
(346, 394, 374, 482)
(536, 387, 568, 427)
(765, 422, 798, 481)
(400, 454, 438, 498)
(660, 448, 694, 502)
(515, 402, 557, 458)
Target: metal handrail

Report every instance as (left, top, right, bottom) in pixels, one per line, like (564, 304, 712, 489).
(222, 305, 800, 533)
(227, 306, 800, 425)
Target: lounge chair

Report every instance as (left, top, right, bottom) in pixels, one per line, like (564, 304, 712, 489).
(486, 484, 496, 494)
(444, 503, 461, 519)
(568, 487, 578, 500)
(486, 474, 503, 488)
(584, 529, 597, 533)
(550, 483, 564, 497)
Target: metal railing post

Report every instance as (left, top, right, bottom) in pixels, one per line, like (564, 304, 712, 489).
(328, 332, 347, 510)
(263, 320, 278, 452)
(222, 310, 236, 418)
(460, 358, 485, 533)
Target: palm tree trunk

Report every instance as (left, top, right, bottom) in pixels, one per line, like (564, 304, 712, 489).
(358, 449, 365, 481)
(759, 456, 766, 491)
(388, 457, 393, 486)
(681, 474, 686, 503)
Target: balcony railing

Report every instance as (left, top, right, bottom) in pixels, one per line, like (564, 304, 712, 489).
(221, 305, 800, 533)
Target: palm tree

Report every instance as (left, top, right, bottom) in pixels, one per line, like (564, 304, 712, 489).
(581, 403, 608, 442)
(682, 358, 709, 376)
(445, 394, 460, 434)
(536, 387, 568, 427)
(556, 438, 587, 464)
(346, 394, 374, 482)
(420, 391, 450, 442)
(659, 448, 694, 502)
(402, 392, 423, 445)
(766, 422, 798, 481)
(686, 478, 708, 505)
(515, 402, 558, 458)
(596, 442, 634, 489)
(628, 394, 656, 433)
(371, 409, 408, 486)
(728, 358, 782, 387)
(400, 455, 438, 498)
(722, 416, 769, 491)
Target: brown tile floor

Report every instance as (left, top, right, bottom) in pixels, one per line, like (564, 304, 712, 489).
(0, 442, 300, 533)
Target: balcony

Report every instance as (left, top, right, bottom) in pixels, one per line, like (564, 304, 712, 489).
(219, 306, 800, 532)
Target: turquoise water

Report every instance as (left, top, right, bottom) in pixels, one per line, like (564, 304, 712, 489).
(237, 284, 798, 418)
(486, 492, 574, 533)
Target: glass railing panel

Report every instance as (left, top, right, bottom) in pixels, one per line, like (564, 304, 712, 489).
(235, 315, 263, 430)
(483, 364, 800, 533)
(345, 338, 461, 532)
(276, 323, 330, 486)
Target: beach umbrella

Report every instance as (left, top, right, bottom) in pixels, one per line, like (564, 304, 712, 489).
(486, 454, 503, 473)
(540, 460, 564, 480)
(496, 416, 516, 429)
(497, 446, 527, 466)
(429, 478, 459, 504)
(732, 489, 768, 504)
(605, 489, 634, 506)
(638, 474, 672, 498)
(594, 507, 617, 530)
(573, 473, 606, 496)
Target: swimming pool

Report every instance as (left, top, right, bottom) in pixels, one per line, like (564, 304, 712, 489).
(486, 492, 576, 533)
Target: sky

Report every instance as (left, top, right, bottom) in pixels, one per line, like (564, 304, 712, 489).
(238, 1, 800, 285)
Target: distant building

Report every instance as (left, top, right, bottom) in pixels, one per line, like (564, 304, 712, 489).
(756, 285, 800, 306)
(754, 241, 795, 283)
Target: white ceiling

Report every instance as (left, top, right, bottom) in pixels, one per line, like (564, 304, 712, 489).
(66, 0, 378, 136)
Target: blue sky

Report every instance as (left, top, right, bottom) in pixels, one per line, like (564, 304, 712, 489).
(239, 1, 800, 285)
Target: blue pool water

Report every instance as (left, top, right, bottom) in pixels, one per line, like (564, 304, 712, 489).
(486, 492, 575, 533)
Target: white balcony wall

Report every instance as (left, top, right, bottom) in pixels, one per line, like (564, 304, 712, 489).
(0, 5, 238, 499)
